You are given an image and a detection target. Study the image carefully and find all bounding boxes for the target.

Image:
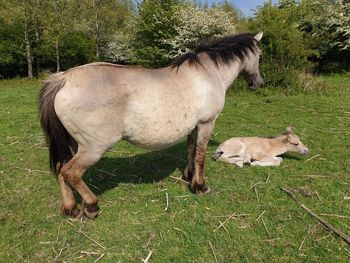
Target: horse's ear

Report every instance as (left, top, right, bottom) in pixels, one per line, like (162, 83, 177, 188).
(254, 32, 263, 42)
(287, 126, 293, 133)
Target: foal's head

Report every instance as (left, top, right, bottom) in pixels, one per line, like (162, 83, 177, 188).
(240, 32, 264, 90)
(282, 127, 309, 155)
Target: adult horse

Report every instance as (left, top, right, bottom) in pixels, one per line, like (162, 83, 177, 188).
(39, 32, 264, 219)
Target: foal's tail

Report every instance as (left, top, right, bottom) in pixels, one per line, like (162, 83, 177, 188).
(39, 73, 77, 175)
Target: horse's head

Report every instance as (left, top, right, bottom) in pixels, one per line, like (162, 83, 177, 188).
(283, 126, 309, 155)
(240, 32, 264, 90)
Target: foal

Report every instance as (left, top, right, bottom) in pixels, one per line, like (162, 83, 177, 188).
(213, 127, 309, 167)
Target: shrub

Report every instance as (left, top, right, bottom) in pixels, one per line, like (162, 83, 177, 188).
(247, 2, 314, 89)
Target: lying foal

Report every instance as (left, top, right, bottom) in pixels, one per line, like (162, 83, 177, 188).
(213, 127, 309, 167)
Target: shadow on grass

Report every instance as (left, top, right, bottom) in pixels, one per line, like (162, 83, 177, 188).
(83, 140, 220, 196)
(280, 152, 304, 160)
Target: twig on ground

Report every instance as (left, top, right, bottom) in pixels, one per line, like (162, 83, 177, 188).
(293, 174, 329, 179)
(281, 187, 350, 245)
(164, 192, 169, 211)
(315, 191, 323, 202)
(261, 217, 271, 237)
(142, 250, 153, 263)
(169, 175, 190, 185)
(93, 167, 117, 177)
(316, 234, 331, 242)
(94, 253, 105, 262)
(213, 213, 250, 218)
(218, 221, 229, 234)
(254, 186, 260, 203)
(15, 166, 50, 174)
(66, 220, 108, 251)
(56, 224, 61, 243)
(208, 241, 218, 263)
(256, 210, 266, 221)
(298, 235, 307, 251)
(319, 213, 350, 219)
(214, 213, 237, 232)
(53, 247, 66, 262)
(298, 225, 310, 252)
(173, 227, 189, 238)
(305, 154, 321, 162)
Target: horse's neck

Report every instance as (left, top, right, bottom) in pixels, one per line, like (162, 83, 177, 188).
(211, 60, 243, 90)
(269, 137, 288, 156)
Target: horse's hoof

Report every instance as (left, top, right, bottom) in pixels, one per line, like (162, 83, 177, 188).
(183, 166, 193, 181)
(191, 183, 211, 195)
(62, 205, 81, 218)
(82, 202, 99, 219)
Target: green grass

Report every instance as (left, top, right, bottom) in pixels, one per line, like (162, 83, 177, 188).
(0, 76, 349, 262)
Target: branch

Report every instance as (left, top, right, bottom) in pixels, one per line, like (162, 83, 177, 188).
(281, 187, 350, 245)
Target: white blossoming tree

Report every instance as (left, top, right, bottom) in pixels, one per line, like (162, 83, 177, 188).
(105, 2, 239, 66)
(162, 4, 237, 59)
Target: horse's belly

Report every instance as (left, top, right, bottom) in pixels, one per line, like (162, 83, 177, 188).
(124, 117, 197, 150)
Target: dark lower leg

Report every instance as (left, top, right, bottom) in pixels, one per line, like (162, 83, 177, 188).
(58, 174, 80, 217)
(61, 157, 99, 219)
(184, 128, 197, 181)
(189, 122, 216, 194)
(191, 143, 210, 193)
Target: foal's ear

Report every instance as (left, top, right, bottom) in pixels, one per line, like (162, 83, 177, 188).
(254, 32, 263, 42)
(286, 126, 293, 133)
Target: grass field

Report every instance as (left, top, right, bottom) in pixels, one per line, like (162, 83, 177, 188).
(0, 75, 349, 262)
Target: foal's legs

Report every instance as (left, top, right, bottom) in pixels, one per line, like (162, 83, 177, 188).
(189, 122, 215, 194)
(251, 157, 282, 167)
(217, 156, 245, 168)
(59, 148, 101, 219)
(251, 152, 283, 167)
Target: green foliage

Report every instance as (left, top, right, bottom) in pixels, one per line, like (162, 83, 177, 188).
(298, 0, 350, 72)
(247, 2, 314, 88)
(0, 0, 349, 77)
(130, 0, 179, 67)
(0, 18, 27, 78)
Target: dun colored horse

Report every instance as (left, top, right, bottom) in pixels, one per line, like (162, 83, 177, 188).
(39, 32, 264, 218)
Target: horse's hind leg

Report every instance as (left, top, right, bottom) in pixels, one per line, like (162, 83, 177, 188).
(60, 147, 102, 219)
(58, 174, 80, 217)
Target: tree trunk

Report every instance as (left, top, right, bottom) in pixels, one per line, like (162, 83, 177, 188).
(24, 21, 33, 79)
(35, 28, 40, 77)
(55, 38, 60, 72)
(93, 0, 100, 60)
(95, 17, 100, 60)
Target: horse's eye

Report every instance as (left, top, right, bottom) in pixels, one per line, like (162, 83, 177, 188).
(292, 143, 299, 146)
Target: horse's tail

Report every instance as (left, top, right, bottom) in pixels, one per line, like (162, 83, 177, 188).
(39, 73, 78, 175)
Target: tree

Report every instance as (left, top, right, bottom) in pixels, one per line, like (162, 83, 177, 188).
(42, 0, 76, 72)
(299, 0, 350, 71)
(163, 4, 237, 59)
(78, 0, 129, 60)
(110, 1, 239, 67)
(129, 0, 180, 67)
(0, 0, 39, 78)
(247, 1, 313, 87)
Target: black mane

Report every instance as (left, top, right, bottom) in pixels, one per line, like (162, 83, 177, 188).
(170, 33, 258, 69)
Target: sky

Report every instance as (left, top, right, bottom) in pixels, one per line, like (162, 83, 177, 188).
(207, 0, 278, 17)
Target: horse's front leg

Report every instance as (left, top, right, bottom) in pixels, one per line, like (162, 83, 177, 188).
(183, 127, 198, 182)
(190, 122, 215, 194)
